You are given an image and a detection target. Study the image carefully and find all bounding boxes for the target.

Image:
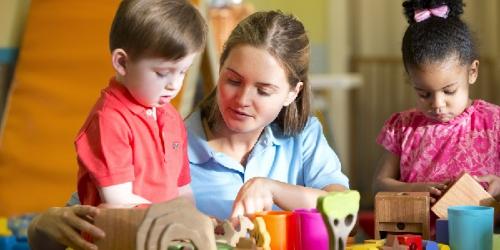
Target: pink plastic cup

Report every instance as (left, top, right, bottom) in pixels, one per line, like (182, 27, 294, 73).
(294, 208, 329, 250)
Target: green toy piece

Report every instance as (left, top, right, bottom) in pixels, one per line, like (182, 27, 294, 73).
(167, 241, 195, 250)
(216, 242, 234, 250)
(317, 190, 360, 250)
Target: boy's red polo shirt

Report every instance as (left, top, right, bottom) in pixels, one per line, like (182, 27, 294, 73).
(75, 78, 190, 206)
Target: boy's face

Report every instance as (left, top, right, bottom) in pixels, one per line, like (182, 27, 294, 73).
(119, 53, 197, 107)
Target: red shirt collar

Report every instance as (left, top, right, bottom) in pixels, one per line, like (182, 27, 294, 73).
(106, 78, 169, 115)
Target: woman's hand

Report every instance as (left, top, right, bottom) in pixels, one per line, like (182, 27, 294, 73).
(29, 205, 105, 250)
(230, 177, 275, 218)
(474, 174, 500, 200)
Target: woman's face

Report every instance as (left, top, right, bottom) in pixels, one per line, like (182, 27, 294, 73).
(217, 45, 301, 135)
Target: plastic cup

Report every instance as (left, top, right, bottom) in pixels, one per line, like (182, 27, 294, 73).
(448, 206, 493, 250)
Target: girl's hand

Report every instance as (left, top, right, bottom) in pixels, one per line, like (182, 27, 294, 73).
(29, 205, 105, 250)
(474, 174, 500, 200)
(230, 177, 275, 218)
(411, 181, 450, 203)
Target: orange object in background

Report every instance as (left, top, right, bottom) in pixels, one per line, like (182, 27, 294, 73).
(0, 0, 121, 216)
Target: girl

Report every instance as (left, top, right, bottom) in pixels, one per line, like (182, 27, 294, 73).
(374, 0, 500, 203)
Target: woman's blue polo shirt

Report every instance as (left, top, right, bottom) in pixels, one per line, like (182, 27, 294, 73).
(186, 111, 349, 219)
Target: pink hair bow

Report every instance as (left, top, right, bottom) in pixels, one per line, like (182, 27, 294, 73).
(414, 5, 449, 22)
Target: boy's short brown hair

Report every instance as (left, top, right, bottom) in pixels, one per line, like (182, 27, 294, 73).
(109, 0, 207, 61)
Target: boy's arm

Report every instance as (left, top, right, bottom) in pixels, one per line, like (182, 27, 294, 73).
(99, 182, 151, 206)
(178, 184, 195, 204)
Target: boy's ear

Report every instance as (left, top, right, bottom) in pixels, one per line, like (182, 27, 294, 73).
(111, 49, 129, 76)
(468, 60, 479, 85)
(283, 81, 303, 106)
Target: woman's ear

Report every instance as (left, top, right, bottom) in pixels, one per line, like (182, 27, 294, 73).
(283, 81, 303, 106)
(468, 60, 479, 85)
(111, 49, 129, 77)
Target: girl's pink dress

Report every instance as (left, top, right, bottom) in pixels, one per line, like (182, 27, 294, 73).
(377, 99, 500, 183)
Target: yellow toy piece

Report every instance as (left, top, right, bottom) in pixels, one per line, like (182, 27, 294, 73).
(363, 239, 385, 247)
(437, 243, 450, 250)
(494, 234, 500, 250)
(0, 217, 12, 236)
(250, 217, 271, 250)
(346, 243, 379, 250)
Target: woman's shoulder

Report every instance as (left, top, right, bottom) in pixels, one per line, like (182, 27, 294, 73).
(271, 116, 323, 139)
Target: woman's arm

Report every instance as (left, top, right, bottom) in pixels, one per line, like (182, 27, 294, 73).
(230, 177, 347, 218)
(28, 205, 105, 250)
(373, 150, 448, 203)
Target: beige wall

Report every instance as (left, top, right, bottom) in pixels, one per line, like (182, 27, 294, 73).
(0, 0, 30, 48)
(350, 0, 499, 58)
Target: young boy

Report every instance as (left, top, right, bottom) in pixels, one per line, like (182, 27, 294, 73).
(76, 0, 207, 206)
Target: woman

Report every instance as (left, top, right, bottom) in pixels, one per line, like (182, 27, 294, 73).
(186, 10, 348, 219)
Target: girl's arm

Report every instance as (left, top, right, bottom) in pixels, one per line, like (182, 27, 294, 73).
(474, 175, 500, 200)
(230, 177, 347, 218)
(374, 150, 448, 203)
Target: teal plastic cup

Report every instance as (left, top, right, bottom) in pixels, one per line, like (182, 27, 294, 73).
(448, 206, 493, 250)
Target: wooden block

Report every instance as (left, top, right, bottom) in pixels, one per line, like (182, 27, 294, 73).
(431, 173, 495, 218)
(375, 192, 430, 239)
(215, 216, 254, 247)
(234, 237, 257, 250)
(136, 198, 216, 250)
(94, 208, 146, 250)
(396, 235, 422, 250)
(94, 197, 217, 250)
(435, 219, 448, 244)
(480, 200, 500, 225)
(382, 235, 408, 250)
(423, 240, 439, 250)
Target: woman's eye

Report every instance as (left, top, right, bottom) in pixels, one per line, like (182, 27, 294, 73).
(156, 72, 165, 77)
(257, 89, 270, 96)
(444, 89, 457, 95)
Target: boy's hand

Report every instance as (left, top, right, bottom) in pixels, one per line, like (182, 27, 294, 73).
(474, 174, 500, 200)
(29, 205, 105, 250)
(230, 177, 275, 218)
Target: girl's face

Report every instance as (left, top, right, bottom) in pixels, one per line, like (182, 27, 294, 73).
(407, 56, 479, 122)
(217, 45, 302, 135)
